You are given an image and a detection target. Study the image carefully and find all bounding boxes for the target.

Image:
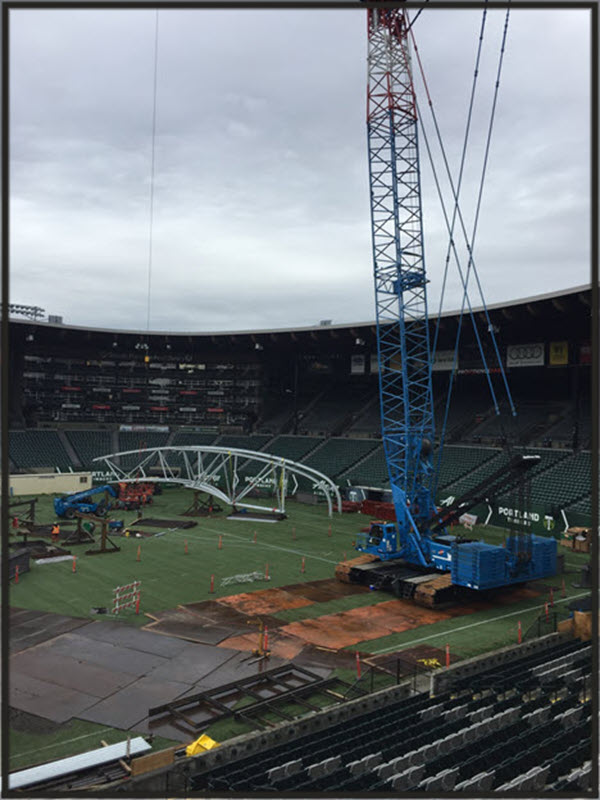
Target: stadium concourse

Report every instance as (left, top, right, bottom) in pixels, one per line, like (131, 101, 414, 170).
(5, 283, 595, 792)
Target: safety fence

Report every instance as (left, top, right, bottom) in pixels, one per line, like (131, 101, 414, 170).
(113, 580, 141, 614)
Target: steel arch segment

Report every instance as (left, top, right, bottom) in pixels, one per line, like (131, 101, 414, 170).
(92, 446, 342, 515)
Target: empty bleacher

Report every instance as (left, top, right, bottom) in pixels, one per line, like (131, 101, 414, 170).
(9, 430, 72, 472)
(302, 438, 381, 481)
(341, 444, 389, 488)
(65, 430, 113, 470)
(190, 637, 592, 794)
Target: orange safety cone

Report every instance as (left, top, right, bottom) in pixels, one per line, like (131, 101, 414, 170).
(136, 545, 141, 562)
(549, 587, 554, 608)
(518, 620, 522, 644)
(265, 563, 270, 581)
(209, 574, 215, 593)
(445, 643, 450, 667)
(14, 565, 19, 584)
(356, 651, 361, 679)
(218, 535, 223, 550)
(184, 539, 188, 555)
(301, 557, 305, 574)
(72, 556, 77, 573)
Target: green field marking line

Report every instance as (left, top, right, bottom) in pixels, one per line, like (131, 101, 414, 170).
(11, 727, 115, 761)
(371, 592, 589, 655)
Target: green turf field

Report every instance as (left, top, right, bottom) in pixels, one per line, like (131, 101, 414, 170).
(8, 486, 590, 769)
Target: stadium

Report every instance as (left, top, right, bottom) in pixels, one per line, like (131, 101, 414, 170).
(4, 3, 596, 796)
(5, 278, 595, 793)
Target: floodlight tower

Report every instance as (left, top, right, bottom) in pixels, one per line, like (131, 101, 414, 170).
(367, 6, 435, 565)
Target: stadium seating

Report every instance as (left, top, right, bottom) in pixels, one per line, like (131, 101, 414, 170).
(9, 430, 72, 472)
(170, 431, 218, 447)
(264, 435, 322, 462)
(213, 434, 273, 452)
(341, 445, 389, 487)
(191, 637, 592, 794)
(434, 446, 498, 491)
(302, 438, 381, 480)
(65, 430, 113, 470)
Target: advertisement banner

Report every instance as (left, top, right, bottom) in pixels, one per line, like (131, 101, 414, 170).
(486, 503, 559, 536)
(119, 425, 169, 432)
(432, 349, 458, 371)
(549, 341, 568, 366)
(351, 354, 365, 375)
(506, 343, 544, 368)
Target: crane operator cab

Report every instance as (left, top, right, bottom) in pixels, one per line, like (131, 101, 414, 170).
(357, 520, 398, 559)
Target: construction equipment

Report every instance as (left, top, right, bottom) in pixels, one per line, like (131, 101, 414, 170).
(339, 6, 556, 601)
(53, 485, 117, 519)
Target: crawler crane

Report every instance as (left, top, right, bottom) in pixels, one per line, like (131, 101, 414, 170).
(337, 7, 556, 603)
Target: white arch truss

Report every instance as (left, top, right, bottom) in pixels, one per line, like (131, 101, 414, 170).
(93, 446, 342, 517)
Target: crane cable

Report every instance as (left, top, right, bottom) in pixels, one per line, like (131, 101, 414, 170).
(408, 10, 515, 415)
(146, 9, 160, 331)
(428, 5, 489, 493)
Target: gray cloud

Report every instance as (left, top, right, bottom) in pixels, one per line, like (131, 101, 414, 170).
(9, 6, 590, 331)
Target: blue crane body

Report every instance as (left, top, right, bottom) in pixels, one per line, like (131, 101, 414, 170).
(54, 485, 118, 519)
(358, 7, 556, 591)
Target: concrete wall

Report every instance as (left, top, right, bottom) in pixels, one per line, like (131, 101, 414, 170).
(8, 472, 91, 496)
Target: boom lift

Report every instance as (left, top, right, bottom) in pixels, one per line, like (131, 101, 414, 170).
(339, 7, 556, 598)
(53, 484, 118, 519)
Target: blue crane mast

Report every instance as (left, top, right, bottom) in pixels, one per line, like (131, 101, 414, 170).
(353, 6, 557, 591)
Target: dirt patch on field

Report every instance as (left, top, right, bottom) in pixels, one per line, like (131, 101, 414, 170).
(218, 588, 314, 615)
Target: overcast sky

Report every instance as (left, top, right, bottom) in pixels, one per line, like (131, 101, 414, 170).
(9, 4, 591, 333)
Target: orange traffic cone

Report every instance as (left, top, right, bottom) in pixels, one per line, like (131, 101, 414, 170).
(218, 535, 223, 550)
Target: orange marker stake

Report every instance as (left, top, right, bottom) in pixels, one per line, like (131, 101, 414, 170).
(253, 531, 257, 544)
(14, 565, 19, 584)
(301, 557, 305, 574)
(292, 527, 296, 540)
(184, 539, 188, 555)
(135, 595, 140, 615)
(209, 574, 215, 593)
(218, 535, 223, 550)
(518, 620, 522, 644)
(136, 545, 141, 562)
(72, 556, 77, 573)
(263, 625, 269, 654)
(356, 651, 361, 679)
(445, 643, 450, 668)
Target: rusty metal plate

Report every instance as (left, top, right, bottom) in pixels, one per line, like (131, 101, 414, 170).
(218, 589, 313, 615)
